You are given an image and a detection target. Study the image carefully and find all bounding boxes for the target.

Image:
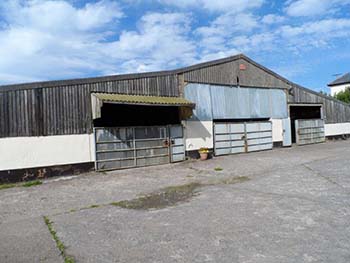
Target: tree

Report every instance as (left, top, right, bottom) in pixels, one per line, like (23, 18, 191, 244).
(334, 88, 350, 104)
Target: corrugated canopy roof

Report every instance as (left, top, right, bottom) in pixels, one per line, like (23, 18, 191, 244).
(91, 93, 195, 120)
(92, 93, 195, 108)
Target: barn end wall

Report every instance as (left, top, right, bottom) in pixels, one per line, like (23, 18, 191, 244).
(182, 58, 292, 90)
(0, 134, 95, 171)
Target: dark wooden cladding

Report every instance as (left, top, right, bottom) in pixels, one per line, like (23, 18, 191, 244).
(1, 53, 350, 138)
(183, 58, 292, 90)
(0, 74, 178, 138)
(289, 86, 350, 124)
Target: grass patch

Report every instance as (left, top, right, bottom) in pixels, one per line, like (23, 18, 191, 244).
(0, 183, 17, 190)
(44, 216, 75, 263)
(111, 182, 202, 210)
(22, 180, 42, 187)
(214, 167, 223, 171)
(0, 180, 42, 190)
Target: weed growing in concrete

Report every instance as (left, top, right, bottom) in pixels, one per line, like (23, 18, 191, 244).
(43, 216, 75, 263)
(214, 167, 223, 171)
(22, 180, 42, 187)
(0, 183, 17, 190)
(0, 180, 42, 190)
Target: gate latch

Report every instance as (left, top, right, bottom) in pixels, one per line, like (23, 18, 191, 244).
(163, 139, 169, 147)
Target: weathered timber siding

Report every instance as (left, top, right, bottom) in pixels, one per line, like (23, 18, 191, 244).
(289, 86, 350, 124)
(183, 58, 292, 90)
(0, 75, 178, 138)
(1, 54, 350, 139)
(182, 57, 350, 124)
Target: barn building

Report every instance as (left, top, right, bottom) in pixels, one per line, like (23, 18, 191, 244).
(1, 54, 350, 182)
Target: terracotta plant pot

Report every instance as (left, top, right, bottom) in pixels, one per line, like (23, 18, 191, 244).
(199, 152, 208, 161)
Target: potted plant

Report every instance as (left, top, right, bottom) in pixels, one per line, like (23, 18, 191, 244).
(198, 147, 209, 161)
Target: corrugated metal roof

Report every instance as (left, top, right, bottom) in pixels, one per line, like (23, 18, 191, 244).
(328, 73, 350, 86)
(92, 93, 195, 108)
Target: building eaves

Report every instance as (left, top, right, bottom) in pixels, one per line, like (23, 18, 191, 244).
(328, 73, 350, 87)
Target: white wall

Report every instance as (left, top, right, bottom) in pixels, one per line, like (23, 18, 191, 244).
(325, 123, 350, 136)
(0, 134, 95, 171)
(183, 121, 213, 151)
(3, 121, 348, 171)
(271, 119, 283, 142)
(330, 83, 350, 96)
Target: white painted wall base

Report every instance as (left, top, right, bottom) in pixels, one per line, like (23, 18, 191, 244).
(325, 123, 350, 136)
(271, 119, 283, 143)
(0, 134, 95, 171)
(183, 121, 213, 151)
(2, 121, 349, 171)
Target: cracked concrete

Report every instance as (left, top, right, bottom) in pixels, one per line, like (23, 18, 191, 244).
(1, 140, 350, 262)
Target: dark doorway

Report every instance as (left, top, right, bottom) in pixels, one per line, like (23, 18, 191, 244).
(93, 103, 181, 127)
(289, 105, 322, 143)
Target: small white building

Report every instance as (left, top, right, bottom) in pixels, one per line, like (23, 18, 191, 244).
(328, 73, 350, 96)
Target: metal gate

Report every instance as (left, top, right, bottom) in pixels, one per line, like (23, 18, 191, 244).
(214, 121, 273, 156)
(94, 125, 185, 171)
(295, 119, 325, 145)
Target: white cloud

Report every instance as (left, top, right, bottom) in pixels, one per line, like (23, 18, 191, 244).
(280, 18, 350, 38)
(0, 1, 197, 84)
(1, 0, 350, 86)
(104, 12, 197, 72)
(195, 12, 259, 54)
(261, 14, 286, 24)
(285, 0, 350, 17)
(232, 33, 276, 52)
(2, 0, 123, 32)
(0, 0, 125, 83)
(158, 0, 264, 12)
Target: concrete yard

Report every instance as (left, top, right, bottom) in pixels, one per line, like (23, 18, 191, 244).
(1, 140, 350, 263)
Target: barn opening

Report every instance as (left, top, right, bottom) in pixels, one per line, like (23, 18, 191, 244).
(289, 105, 322, 143)
(91, 93, 195, 171)
(93, 103, 181, 127)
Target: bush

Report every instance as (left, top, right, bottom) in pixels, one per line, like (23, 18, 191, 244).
(334, 88, 350, 103)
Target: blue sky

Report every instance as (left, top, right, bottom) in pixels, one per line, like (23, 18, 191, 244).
(0, 0, 350, 93)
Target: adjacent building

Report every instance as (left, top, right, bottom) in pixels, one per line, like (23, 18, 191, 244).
(1, 54, 350, 182)
(328, 73, 350, 96)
